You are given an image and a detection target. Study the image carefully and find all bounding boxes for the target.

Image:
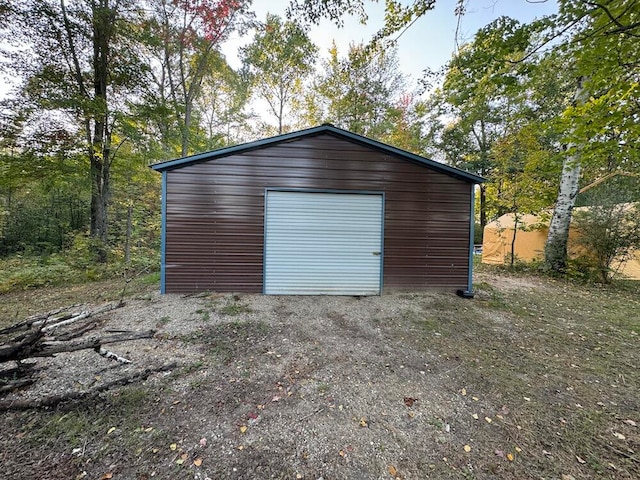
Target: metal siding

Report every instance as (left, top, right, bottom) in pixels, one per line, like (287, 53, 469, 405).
(467, 186, 476, 292)
(152, 125, 486, 184)
(160, 171, 167, 294)
(264, 191, 383, 295)
(163, 134, 472, 293)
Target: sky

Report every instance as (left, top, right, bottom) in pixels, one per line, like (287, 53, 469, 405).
(223, 0, 559, 87)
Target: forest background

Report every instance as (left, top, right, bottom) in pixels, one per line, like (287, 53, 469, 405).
(0, 0, 638, 291)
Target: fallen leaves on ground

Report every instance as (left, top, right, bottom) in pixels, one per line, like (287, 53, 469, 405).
(403, 397, 417, 407)
(388, 464, 400, 478)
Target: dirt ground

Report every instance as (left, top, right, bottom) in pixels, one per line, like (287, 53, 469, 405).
(0, 271, 638, 480)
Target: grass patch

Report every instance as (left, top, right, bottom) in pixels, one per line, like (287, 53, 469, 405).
(24, 386, 151, 451)
(0, 253, 159, 295)
(194, 308, 211, 321)
(401, 276, 640, 479)
(219, 300, 252, 316)
(182, 320, 269, 365)
(0, 270, 158, 325)
(0, 255, 78, 293)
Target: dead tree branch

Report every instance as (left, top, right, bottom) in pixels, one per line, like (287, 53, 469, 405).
(0, 362, 177, 411)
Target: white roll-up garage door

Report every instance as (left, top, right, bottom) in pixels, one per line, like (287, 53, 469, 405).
(264, 190, 383, 295)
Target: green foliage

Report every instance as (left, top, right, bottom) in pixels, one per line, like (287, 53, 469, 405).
(304, 42, 429, 153)
(554, 0, 640, 173)
(473, 223, 483, 245)
(575, 174, 640, 207)
(142, 0, 254, 156)
(241, 14, 318, 133)
(489, 124, 561, 219)
(0, 240, 160, 294)
(430, 16, 566, 229)
(309, 42, 405, 137)
(197, 53, 253, 147)
(573, 202, 640, 284)
(0, 255, 77, 293)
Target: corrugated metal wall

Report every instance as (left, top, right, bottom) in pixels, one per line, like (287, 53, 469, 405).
(264, 191, 383, 295)
(164, 133, 471, 293)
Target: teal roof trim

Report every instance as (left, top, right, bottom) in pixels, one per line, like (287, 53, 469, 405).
(150, 124, 485, 184)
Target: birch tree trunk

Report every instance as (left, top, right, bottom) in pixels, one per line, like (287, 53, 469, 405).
(544, 154, 581, 271)
(544, 78, 588, 272)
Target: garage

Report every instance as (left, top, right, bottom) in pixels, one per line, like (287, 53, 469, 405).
(264, 190, 384, 295)
(151, 124, 484, 295)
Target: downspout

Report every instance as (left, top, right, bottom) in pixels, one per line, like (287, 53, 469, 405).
(160, 171, 167, 294)
(457, 184, 476, 299)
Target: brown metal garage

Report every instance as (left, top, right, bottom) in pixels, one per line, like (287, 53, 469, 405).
(151, 124, 484, 295)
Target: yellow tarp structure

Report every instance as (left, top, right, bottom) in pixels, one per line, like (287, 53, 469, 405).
(482, 211, 640, 280)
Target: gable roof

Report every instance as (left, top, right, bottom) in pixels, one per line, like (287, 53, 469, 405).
(150, 124, 485, 183)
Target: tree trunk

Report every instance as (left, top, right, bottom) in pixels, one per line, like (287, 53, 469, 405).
(181, 100, 191, 157)
(544, 78, 588, 272)
(479, 184, 487, 230)
(278, 84, 284, 134)
(124, 203, 133, 264)
(510, 212, 519, 267)
(88, 0, 115, 263)
(544, 155, 582, 271)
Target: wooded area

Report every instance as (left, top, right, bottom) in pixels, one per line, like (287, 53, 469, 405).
(0, 0, 638, 286)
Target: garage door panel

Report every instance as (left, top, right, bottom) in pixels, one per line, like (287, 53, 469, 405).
(264, 191, 383, 295)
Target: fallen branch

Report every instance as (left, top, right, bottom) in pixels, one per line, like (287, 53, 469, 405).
(55, 322, 99, 341)
(42, 311, 91, 332)
(0, 301, 157, 401)
(35, 330, 156, 358)
(42, 301, 123, 332)
(0, 377, 35, 394)
(598, 436, 640, 464)
(1, 301, 123, 338)
(95, 346, 131, 364)
(0, 329, 46, 362)
(298, 406, 326, 422)
(0, 304, 81, 335)
(0, 329, 154, 364)
(0, 362, 178, 411)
